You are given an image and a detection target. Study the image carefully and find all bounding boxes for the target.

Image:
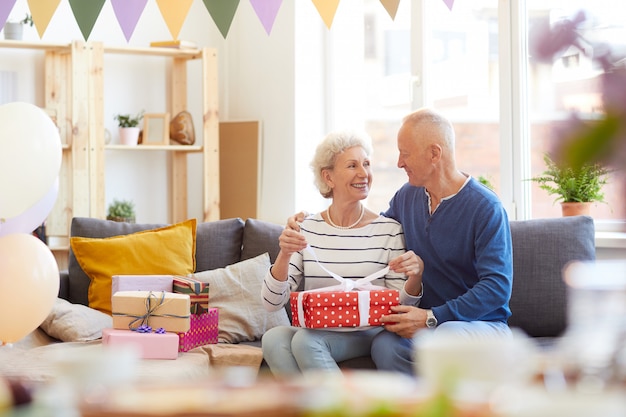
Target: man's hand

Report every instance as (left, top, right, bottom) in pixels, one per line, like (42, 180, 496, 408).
(379, 305, 428, 339)
(389, 251, 424, 296)
(286, 211, 307, 231)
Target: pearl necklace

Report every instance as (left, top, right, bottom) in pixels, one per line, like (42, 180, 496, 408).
(326, 204, 365, 229)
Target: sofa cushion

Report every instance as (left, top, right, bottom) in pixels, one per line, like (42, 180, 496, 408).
(508, 215, 595, 338)
(39, 298, 112, 342)
(191, 253, 290, 343)
(195, 218, 245, 272)
(241, 218, 282, 263)
(67, 217, 245, 306)
(71, 219, 197, 314)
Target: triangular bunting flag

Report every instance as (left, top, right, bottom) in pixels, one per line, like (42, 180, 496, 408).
(27, 0, 61, 38)
(201, 0, 240, 39)
(68, 0, 105, 40)
(379, 0, 400, 20)
(111, 0, 147, 42)
(249, 0, 282, 35)
(0, 0, 17, 31)
(443, 0, 455, 11)
(155, 0, 193, 40)
(311, 0, 340, 30)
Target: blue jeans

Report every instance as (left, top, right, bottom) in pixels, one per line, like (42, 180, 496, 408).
(371, 321, 512, 376)
(262, 325, 383, 375)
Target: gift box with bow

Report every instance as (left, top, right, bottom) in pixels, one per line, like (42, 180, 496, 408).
(111, 291, 191, 333)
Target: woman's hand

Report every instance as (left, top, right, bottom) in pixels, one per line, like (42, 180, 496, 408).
(278, 227, 307, 255)
(271, 227, 308, 282)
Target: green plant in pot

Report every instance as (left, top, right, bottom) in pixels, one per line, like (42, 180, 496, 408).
(529, 153, 610, 217)
(4, 13, 33, 40)
(114, 111, 144, 146)
(107, 199, 136, 223)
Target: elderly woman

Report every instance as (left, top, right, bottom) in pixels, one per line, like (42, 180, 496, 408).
(261, 130, 423, 375)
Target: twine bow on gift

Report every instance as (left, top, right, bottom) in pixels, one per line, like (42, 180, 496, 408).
(295, 245, 392, 328)
(112, 291, 190, 331)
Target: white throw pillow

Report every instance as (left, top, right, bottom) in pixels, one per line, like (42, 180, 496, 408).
(190, 253, 290, 343)
(40, 298, 112, 342)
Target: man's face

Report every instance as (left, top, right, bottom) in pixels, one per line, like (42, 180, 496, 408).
(397, 124, 429, 187)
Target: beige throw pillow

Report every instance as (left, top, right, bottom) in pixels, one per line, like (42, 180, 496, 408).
(190, 253, 290, 343)
(40, 298, 112, 342)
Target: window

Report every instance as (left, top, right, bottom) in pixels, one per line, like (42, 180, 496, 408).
(322, 0, 624, 229)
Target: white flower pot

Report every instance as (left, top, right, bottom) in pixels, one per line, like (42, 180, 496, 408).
(118, 127, 140, 146)
(3, 22, 23, 40)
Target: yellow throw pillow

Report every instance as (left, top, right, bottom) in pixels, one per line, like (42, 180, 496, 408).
(70, 219, 197, 315)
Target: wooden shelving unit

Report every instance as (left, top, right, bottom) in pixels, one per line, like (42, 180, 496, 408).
(0, 40, 220, 268)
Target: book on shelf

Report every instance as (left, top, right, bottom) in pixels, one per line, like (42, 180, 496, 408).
(149, 40, 197, 49)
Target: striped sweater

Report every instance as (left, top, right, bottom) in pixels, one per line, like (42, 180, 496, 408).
(262, 213, 419, 311)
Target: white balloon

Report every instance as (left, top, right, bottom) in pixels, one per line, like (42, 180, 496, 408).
(0, 177, 59, 237)
(0, 102, 62, 219)
(0, 233, 59, 344)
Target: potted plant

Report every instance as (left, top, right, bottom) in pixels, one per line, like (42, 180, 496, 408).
(3, 13, 33, 41)
(114, 111, 143, 146)
(529, 153, 610, 217)
(106, 199, 136, 223)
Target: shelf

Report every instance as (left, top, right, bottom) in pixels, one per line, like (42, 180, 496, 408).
(0, 40, 70, 51)
(104, 45, 204, 59)
(105, 144, 203, 152)
(0, 40, 220, 250)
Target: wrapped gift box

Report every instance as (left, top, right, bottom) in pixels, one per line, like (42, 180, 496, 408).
(177, 308, 219, 352)
(173, 276, 209, 314)
(290, 289, 399, 329)
(111, 275, 174, 298)
(102, 328, 179, 360)
(112, 291, 190, 333)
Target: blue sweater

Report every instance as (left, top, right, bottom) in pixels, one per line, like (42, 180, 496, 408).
(384, 177, 513, 324)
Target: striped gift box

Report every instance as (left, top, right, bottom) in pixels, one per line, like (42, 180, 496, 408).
(173, 276, 209, 314)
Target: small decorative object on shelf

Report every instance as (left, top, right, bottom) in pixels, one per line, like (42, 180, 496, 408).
(142, 113, 170, 145)
(529, 153, 610, 217)
(114, 111, 144, 146)
(170, 111, 195, 145)
(149, 39, 197, 49)
(106, 199, 136, 223)
(3, 13, 33, 40)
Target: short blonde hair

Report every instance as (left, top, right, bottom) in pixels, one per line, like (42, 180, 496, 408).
(310, 130, 373, 198)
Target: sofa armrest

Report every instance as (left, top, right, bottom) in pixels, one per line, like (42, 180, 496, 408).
(58, 270, 69, 301)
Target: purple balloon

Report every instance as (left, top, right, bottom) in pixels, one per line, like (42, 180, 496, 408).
(0, 177, 58, 237)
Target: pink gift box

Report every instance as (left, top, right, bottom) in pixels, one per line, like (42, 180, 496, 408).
(111, 275, 174, 299)
(290, 289, 399, 329)
(102, 328, 179, 360)
(177, 308, 219, 352)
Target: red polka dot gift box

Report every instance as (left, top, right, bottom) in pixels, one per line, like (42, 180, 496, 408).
(290, 289, 399, 329)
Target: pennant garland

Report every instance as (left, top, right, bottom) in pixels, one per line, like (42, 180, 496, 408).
(202, 0, 240, 39)
(2, 0, 456, 41)
(68, 0, 105, 41)
(379, 0, 400, 20)
(0, 0, 17, 30)
(249, 0, 282, 36)
(156, 0, 193, 40)
(443, 0, 455, 11)
(111, 0, 147, 42)
(311, 0, 340, 30)
(27, 0, 61, 39)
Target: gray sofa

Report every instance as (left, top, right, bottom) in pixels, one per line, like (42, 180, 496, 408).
(60, 215, 595, 368)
